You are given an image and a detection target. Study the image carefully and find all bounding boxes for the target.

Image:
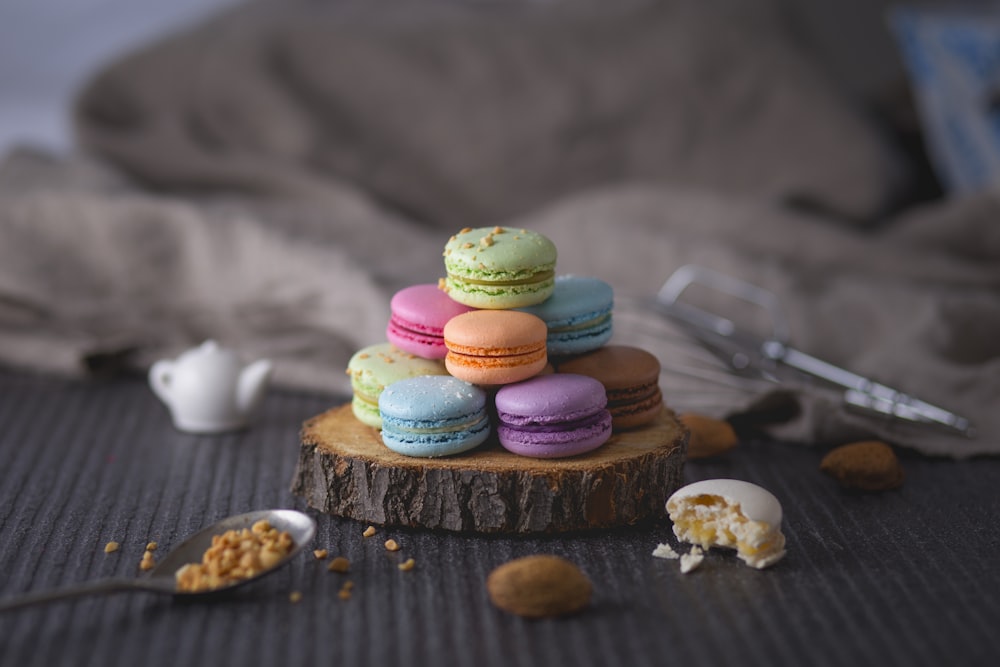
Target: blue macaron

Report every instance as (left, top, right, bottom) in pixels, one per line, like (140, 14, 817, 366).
(517, 275, 613, 356)
(378, 375, 491, 457)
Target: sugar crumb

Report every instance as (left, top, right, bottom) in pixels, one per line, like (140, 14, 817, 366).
(652, 543, 679, 560)
(680, 547, 704, 574)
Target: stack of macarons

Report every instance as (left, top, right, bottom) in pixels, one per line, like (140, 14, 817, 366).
(343, 225, 665, 459)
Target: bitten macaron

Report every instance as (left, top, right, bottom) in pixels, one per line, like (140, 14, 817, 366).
(444, 310, 547, 385)
(378, 375, 491, 457)
(494, 373, 612, 459)
(517, 275, 613, 357)
(556, 345, 663, 430)
(386, 283, 474, 359)
(347, 343, 448, 428)
(442, 226, 557, 309)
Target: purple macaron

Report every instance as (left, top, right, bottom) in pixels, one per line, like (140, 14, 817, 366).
(387, 283, 475, 359)
(494, 374, 612, 459)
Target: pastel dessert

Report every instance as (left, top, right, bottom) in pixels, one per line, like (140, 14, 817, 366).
(444, 310, 548, 385)
(378, 375, 491, 457)
(555, 345, 663, 430)
(442, 226, 557, 309)
(386, 283, 475, 359)
(666, 479, 786, 569)
(494, 373, 612, 458)
(346, 343, 448, 428)
(517, 275, 613, 357)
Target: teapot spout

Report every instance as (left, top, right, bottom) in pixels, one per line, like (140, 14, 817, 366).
(237, 358, 273, 417)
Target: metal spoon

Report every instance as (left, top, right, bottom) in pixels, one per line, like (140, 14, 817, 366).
(0, 509, 316, 612)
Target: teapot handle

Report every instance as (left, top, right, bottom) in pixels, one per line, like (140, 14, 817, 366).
(148, 360, 174, 404)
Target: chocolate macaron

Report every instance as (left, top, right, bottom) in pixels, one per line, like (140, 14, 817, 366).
(555, 345, 663, 430)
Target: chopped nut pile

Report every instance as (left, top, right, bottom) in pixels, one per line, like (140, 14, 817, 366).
(174, 519, 295, 593)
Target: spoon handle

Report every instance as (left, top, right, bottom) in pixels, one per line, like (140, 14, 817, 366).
(0, 578, 172, 612)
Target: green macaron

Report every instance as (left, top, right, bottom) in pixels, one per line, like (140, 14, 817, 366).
(442, 226, 557, 309)
(346, 342, 448, 428)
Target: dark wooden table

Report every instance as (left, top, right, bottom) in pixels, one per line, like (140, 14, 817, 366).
(1, 369, 997, 667)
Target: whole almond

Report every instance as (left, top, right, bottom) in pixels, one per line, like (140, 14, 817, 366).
(679, 413, 738, 459)
(487, 555, 591, 618)
(820, 440, 904, 491)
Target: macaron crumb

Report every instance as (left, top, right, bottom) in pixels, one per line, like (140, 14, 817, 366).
(680, 547, 705, 574)
(652, 543, 679, 560)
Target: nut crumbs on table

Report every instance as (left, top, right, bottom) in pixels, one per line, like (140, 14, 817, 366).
(363, 525, 376, 538)
(398, 558, 416, 571)
(104, 541, 120, 554)
(384, 539, 400, 552)
(313, 549, 328, 560)
(328, 556, 350, 573)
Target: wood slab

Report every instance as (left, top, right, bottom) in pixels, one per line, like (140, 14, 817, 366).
(291, 403, 688, 534)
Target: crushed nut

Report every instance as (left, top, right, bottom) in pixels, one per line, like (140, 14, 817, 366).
(328, 556, 350, 573)
(362, 525, 377, 538)
(104, 541, 120, 554)
(174, 520, 295, 593)
(493, 226, 505, 234)
(384, 539, 401, 552)
(338, 588, 352, 600)
(459, 227, 472, 234)
(398, 558, 416, 572)
(145, 541, 158, 552)
(313, 549, 329, 560)
(139, 550, 156, 571)
(462, 242, 474, 249)
(290, 591, 303, 603)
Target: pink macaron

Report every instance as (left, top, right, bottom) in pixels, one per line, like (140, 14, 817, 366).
(387, 283, 475, 359)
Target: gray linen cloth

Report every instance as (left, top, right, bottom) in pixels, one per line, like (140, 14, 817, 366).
(1, 150, 997, 458)
(0, 0, 996, 457)
(72, 0, 910, 227)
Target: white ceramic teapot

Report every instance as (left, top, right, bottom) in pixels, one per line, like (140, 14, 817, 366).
(148, 340, 273, 433)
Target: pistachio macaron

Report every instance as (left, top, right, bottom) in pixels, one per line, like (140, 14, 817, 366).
(442, 226, 557, 309)
(346, 343, 448, 428)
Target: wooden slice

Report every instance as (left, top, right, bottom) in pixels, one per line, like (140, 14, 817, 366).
(291, 403, 688, 534)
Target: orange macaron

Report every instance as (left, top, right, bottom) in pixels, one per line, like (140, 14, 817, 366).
(444, 310, 547, 385)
